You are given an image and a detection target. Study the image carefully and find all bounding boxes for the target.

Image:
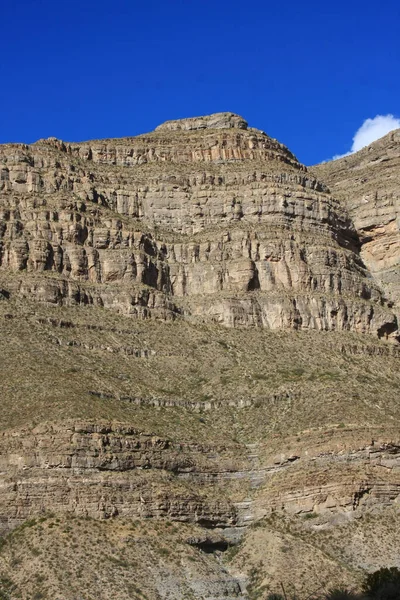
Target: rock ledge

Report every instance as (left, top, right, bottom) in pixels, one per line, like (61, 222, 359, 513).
(155, 112, 248, 132)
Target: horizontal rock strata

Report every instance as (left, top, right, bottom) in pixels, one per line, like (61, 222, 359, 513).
(0, 114, 398, 339)
(0, 422, 242, 533)
(2, 421, 400, 535)
(1, 114, 400, 597)
(313, 129, 400, 313)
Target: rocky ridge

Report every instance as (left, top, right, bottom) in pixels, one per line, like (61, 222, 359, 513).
(1, 113, 398, 339)
(1, 113, 400, 598)
(312, 129, 400, 312)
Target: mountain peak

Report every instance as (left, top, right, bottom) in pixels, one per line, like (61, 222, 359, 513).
(155, 112, 248, 132)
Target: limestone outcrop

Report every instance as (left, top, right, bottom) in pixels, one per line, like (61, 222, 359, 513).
(155, 111, 249, 132)
(2, 420, 400, 538)
(313, 129, 400, 311)
(1, 113, 400, 598)
(0, 422, 241, 533)
(0, 114, 398, 339)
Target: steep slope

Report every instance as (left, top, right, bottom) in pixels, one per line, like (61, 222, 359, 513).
(1, 113, 397, 337)
(0, 113, 400, 599)
(312, 129, 400, 311)
(0, 518, 248, 600)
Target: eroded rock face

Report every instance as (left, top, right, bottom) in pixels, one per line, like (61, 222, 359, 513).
(259, 441, 400, 519)
(0, 113, 398, 339)
(2, 421, 400, 537)
(313, 129, 400, 311)
(0, 422, 239, 532)
(155, 112, 249, 132)
(1, 116, 400, 597)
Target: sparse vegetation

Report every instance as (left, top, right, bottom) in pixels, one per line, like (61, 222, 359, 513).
(0, 124, 400, 599)
(1, 297, 399, 447)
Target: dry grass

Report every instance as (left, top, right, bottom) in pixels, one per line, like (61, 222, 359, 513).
(1, 294, 400, 444)
(0, 516, 243, 600)
(228, 508, 400, 599)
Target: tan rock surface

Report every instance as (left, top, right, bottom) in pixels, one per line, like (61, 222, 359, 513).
(1, 113, 400, 598)
(1, 114, 398, 339)
(312, 129, 400, 310)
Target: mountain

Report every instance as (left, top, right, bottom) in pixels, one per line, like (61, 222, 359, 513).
(0, 113, 399, 599)
(312, 129, 400, 311)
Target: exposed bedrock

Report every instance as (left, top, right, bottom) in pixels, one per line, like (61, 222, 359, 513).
(2, 422, 400, 535)
(313, 129, 400, 311)
(0, 114, 398, 341)
(0, 422, 240, 533)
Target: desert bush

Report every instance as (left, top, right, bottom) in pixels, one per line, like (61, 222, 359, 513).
(362, 567, 400, 599)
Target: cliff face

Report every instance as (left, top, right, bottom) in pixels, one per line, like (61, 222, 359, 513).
(312, 129, 400, 311)
(1, 113, 398, 338)
(1, 114, 400, 599)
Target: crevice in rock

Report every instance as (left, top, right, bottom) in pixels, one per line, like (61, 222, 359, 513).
(186, 535, 229, 553)
(377, 318, 398, 340)
(352, 487, 371, 510)
(247, 265, 260, 291)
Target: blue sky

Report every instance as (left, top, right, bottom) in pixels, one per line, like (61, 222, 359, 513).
(0, 0, 399, 164)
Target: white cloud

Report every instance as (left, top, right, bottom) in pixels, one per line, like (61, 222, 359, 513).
(351, 114, 400, 151)
(331, 114, 400, 161)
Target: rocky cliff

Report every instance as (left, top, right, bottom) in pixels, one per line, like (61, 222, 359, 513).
(1, 113, 398, 338)
(1, 113, 400, 599)
(312, 129, 400, 312)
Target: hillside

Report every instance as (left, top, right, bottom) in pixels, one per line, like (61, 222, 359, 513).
(0, 113, 399, 599)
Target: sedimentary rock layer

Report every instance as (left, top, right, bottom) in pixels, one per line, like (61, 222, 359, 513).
(313, 129, 400, 310)
(0, 113, 398, 338)
(1, 113, 400, 598)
